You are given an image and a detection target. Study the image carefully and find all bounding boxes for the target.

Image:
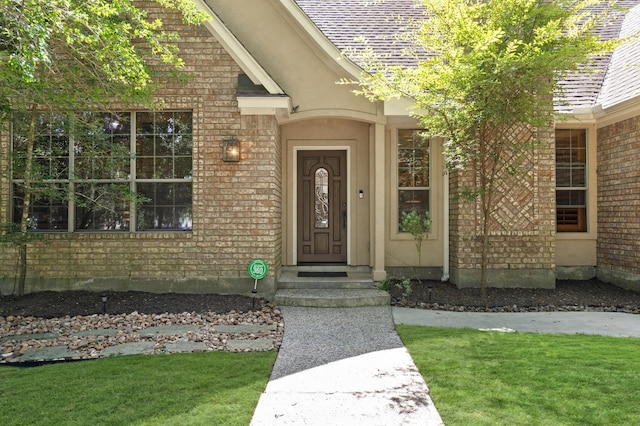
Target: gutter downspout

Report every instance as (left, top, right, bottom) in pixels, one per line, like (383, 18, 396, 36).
(441, 169, 450, 282)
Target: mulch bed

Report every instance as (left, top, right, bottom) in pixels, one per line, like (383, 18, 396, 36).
(1, 278, 639, 317)
(387, 278, 640, 313)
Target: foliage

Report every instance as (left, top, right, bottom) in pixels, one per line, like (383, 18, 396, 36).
(0, 352, 275, 425)
(0, 0, 206, 294)
(400, 210, 432, 265)
(378, 275, 394, 291)
(0, 0, 206, 112)
(352, 0, 622, 294)
(395, 278, 413, 300)
(398, 326, 640, 425)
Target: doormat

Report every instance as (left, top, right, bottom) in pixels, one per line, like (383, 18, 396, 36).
(298, 272, 348, 278)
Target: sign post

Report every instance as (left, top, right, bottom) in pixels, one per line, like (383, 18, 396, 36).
(248, 259, 268, 294)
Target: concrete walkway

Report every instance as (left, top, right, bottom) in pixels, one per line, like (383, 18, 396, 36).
(250, 306, 444, 425)
(251, 305, 640, 425)
(392, 308, 640, 337)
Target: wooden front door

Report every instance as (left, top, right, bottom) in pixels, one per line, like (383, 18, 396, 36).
(297, 150, 347, 263)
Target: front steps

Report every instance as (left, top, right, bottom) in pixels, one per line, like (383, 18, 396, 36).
(274, 266, 390, 308)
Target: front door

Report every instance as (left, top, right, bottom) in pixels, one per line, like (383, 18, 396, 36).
(297, 150, 347, 263)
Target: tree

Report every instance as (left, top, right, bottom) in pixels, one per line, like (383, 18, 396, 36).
(0, 0, 206, 295)
(352, 0, 621, 297)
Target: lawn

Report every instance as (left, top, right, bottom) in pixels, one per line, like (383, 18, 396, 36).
(0, 351, 275, 426)
(396, 326, 640, 426)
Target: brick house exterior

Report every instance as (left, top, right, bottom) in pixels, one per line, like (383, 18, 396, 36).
(1, 0, 640, 295)
(597, 117, 640, 289)
(0, 2, 284, 295)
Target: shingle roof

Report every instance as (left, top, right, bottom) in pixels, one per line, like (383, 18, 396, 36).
(555, 0, 639, 113)
(294, 0, 640, 113)
(596, 3, 640, 109)
(294, 0, 429, 68)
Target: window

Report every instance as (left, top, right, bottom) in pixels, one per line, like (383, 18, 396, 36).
(555, 129, 586, 232)
(397, 129, 430, 230)
(12, 111, 193, 232)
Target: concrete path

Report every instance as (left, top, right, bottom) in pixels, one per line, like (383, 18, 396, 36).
(392, 308, 640, 337)
(250, 306, 444, 425)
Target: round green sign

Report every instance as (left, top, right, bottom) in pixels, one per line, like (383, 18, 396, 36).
(248, 259, 268, 280)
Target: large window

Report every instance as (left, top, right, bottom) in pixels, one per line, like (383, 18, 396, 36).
(555, 129, 587, 232)
(12, 111, 193, 232)
(397, 129, 430, 230)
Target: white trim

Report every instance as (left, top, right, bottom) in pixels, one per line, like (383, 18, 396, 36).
(292, 146, 352, 265)
(593, 97, 640, 128)
(194, 0, 285, 94)
(237, 96, 291, 117)
(441, 170, 450, 282)
(282, 108, 385, 125)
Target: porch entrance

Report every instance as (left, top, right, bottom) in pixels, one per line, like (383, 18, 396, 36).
(297, 150, 347, 263)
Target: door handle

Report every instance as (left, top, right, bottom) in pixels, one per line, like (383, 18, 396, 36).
(341, 202, 347, 229)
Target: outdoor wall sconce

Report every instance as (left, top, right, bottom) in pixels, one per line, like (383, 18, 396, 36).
(222, 137, 241, 162)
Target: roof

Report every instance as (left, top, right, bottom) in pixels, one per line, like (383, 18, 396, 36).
(294, 0, 640, 113)
(556, 0, 639, 113)
(596, 3, 640, 109)
(294, 0, 429, 68)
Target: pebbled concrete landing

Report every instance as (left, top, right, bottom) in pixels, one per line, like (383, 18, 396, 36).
(274, 289, 390, 308)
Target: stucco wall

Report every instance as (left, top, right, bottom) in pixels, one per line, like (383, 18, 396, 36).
(280, 118, 371, 267)
(384, 121, 445, 271)
(0, 4, 282, 295)
(597, 115, 640, 291)
(555, 123, 598, 279)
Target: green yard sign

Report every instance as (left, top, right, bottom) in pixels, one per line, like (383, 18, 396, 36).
(248, 259, 268, 280)
(248, 259, 268, 294)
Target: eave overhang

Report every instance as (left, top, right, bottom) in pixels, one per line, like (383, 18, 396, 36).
(193, 0, 286, 95)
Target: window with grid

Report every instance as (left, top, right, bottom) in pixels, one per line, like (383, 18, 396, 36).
(12, 111, 193, 232)
(397, 129, 430, 231)
(555, 129, 586, 232)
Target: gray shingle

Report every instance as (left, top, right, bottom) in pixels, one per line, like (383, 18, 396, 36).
(596, 3, 640, 109)
(295, 0, 429, 68)
(294, 0, 640, 112)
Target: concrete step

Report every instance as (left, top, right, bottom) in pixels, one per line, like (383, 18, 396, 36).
(281, 265, 372, 273)
(277, 266, 375, 290)
(274, 289, 390, 308)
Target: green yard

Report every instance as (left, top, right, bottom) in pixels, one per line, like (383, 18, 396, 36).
(3, 327, 639, 426)
(397, 326, 640, 425)
(0, 352, 275, 426)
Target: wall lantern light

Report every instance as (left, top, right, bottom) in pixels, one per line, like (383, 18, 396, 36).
(222, 137, 241, 162)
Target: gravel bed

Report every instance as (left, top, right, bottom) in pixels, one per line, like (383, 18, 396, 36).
(1, 304, 283, 363)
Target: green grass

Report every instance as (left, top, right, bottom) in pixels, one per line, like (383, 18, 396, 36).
(0, 351, 275, 426)
(396, 326, 640, 425)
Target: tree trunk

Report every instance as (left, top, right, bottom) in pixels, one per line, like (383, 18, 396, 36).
(480, 208, 490, 301)
(16, 106, 37, 295)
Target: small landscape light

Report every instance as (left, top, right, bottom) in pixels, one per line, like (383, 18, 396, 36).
(428, 285, 433, 302)
(101, 292, 108, 314)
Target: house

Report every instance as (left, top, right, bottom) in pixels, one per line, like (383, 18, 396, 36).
(1, 0, 639, 296)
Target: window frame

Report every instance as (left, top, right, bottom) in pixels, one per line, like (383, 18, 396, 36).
(555, 128, 587, 233)
(11, 111, 194, 233)
(396, 128, 431, 233)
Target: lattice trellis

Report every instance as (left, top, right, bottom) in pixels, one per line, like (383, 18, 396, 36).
(474, 125, 539, 234)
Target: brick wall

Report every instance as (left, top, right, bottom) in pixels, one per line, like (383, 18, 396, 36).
(0, 3, 282, 295)
(449, 130, 556, 288)
(597, 115, 640, 289)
